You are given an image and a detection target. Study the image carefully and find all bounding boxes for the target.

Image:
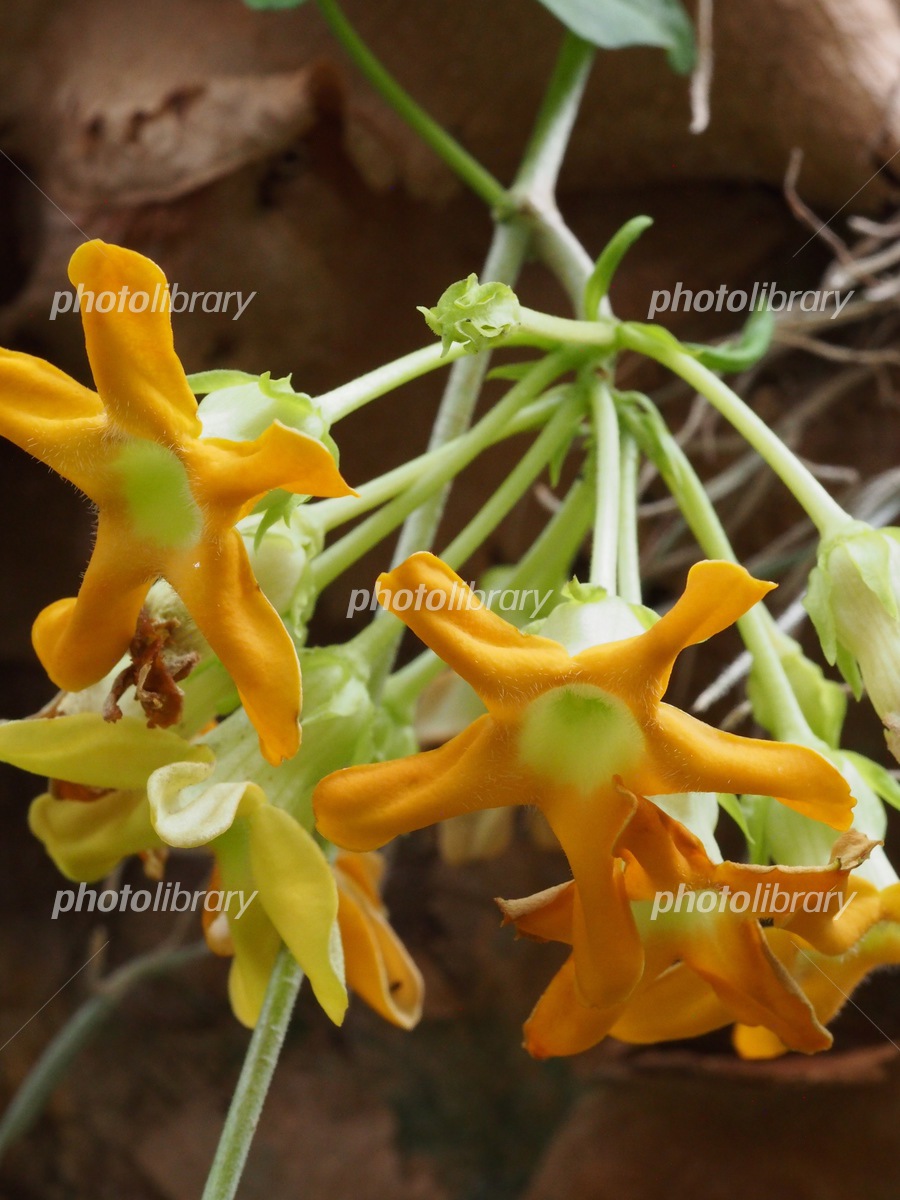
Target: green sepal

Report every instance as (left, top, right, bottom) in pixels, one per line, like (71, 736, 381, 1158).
(716, 792, 751, 844)
(418, 274, 521, 355)
(803, 562, 837, 665)
(843, 528, 899, 620)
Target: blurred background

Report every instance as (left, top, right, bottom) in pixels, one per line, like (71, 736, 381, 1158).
(4, 1, 900, 1196)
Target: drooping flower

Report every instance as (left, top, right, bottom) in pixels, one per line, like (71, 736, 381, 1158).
(314, 553, 855, 1008)
(498, 791, 875, 1058)
(0, 240, 354, 763)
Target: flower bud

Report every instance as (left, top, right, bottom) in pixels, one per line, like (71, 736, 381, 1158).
(418, 274, 521, 355)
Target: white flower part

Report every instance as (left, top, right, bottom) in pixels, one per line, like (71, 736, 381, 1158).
(239, 510, 323, 616)
(537, 595, 649, 655)
(148, 758, 260, 848)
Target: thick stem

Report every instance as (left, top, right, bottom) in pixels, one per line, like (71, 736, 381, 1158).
(201, 949, 305, 1200)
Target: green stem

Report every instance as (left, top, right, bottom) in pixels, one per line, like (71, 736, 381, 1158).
(314, 387, 571, 534)
(518, 306, 616, 347)
(311, 351, 574, 591)
(589, 377, 620, 592)
(314, 0, 506, 209)
(201, 949, 304, 1200)
(316, 343, 468, 424)
(0, 943, 207, 1160)
(440, 392, 583, 568)
(619, 324, 852, 540)
(626, 396, 816, 744)
(617, 432, 642, 603)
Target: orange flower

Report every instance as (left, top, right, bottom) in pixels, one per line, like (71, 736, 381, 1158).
(0, 241, 353, 764)
(499, 792, 875, 1058)
(314, 553, 854, 1008)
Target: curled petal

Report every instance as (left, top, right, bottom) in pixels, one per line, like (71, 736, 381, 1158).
(148, 760, 263, 847)
(29, 789, 160, 881)
(524, 955, 622, 1059)
(32, 515, 157, 692)
(336, 858, 423, 1029)
(189, 424, 355, 527)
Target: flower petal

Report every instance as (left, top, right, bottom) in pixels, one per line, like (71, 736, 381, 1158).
(315, 715, 528, 851)
(248, 805, 348, 1025)
(29, 788, 160, 881)
(496, 881, 575, 944)
(69, 241, 202, 443)
(376, 554, 572, 712)
(148, 760, 263, 847)
(32, 514, 157, 692)
(0, 713, 212, 790)
(168, 529, 301, 765)
(577, 561, 773, 702)
(611, 965, 731, 1044)
(0, 348, 105, 491)
(524, 955, 622, 1059)
(645, 703, 854, 830)
(684, 914, 832, 1054)
(542, 786, 644, 1008)
(336, 861, 423, 1029)
(188, 424, 355, 527)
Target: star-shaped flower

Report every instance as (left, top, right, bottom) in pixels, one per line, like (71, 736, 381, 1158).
(314, 553, 854, 1008)
(0, 240, 353, 763)
(498, 791, 875, 1057)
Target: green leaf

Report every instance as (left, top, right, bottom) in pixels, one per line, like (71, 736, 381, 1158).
(534, 0, 695, 73)
(584, 216, 653, 318)
(684, 305, 775, 374)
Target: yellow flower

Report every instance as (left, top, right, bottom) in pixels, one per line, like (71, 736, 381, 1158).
(0, 240, 353, 764)
(498, 791, 875, 1058)
(314, 553, 854, 1008)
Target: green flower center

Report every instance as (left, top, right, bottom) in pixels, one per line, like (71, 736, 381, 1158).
(115, 439, 203, 549)
(518, 683, 645, 793)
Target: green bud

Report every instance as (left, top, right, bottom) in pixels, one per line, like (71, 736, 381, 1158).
(805, 522, 900, 752)
(417, 274, 521, 355)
